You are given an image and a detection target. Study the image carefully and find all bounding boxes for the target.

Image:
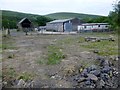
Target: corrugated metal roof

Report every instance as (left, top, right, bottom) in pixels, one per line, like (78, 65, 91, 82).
(48, 18, 73, 24)
(81, 23, 109, 26)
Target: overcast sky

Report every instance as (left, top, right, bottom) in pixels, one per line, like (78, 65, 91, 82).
(1, 0, 117, 16)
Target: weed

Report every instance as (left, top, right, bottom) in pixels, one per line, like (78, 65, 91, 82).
(80, 59, 95, 69)
(81, 40, 118, 56)
(8, 54, 15, 59)
(37, 58, 46, 64)
(47, 45, 65, 65)
(2, 67, 17, 82)
(2, 43, 16, 50)
(17, 72, 34, 81)
(77, 37, 85, 43)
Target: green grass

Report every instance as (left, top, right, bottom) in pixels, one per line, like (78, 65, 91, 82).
(2, 67, 17, 82)
(81, 40, 118, 56)
(2, 43, 15, 50)
(37, 45, 65, 65)
(79, 32, 118, 38)
(2, 35, 17, 50)
(59, 37, 73, 44)
(37, 58, 46, 64)
(17, 72, 34, 81)
(47, 45, 65, 65)
(3, 67, 34, 82)
(0, 44, 2, 54)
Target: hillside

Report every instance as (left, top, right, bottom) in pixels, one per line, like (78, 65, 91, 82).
(1, 10, 52, 29)
(1, 10, 40, 28)
(1, 10, 107, 29)
(45, 12, 103, 19)
(2, 10, 41, 20)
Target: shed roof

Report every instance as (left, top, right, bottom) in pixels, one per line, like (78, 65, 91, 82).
(48, 18, 74, 24)
(80, 23, 109, 26)
(18, 18, 31, 24)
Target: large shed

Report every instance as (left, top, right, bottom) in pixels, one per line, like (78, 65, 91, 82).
(46, 18, 83, 32)
(17, 18, 32, 31)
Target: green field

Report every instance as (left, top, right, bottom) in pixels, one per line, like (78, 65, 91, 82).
(45, 12, 102, 19)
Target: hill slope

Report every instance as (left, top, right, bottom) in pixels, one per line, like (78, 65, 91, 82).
(45, 12, 103, 19)
(2, 10, 40, 20)
(1, 10, 52, 28)
(1, 10, 107, 29)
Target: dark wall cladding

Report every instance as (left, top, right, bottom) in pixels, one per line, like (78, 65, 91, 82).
(22, 23, 31, 28)
(21, 19, 32, 28)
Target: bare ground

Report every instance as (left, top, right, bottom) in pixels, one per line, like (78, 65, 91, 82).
(2, 31, 118, 88)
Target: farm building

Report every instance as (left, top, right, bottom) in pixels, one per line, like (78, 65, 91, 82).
(78, 23, 110, 32)
(46, 18, 83, 32)
(17, 18, 32, 31)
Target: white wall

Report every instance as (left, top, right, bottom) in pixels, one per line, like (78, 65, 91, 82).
(78, 24, 109, 31)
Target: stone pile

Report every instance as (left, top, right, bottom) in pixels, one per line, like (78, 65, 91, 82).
(72, 57, 118, 88)
(2, 56, 118, 88)
(85, 37, 115, 42)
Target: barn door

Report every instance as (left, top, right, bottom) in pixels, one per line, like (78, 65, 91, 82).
(64, 23, 72, 32)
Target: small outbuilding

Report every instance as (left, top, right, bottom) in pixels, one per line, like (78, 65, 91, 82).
(17, 18, 32, 31)
(78, 23, 110, 32)
(46, 18, 83, 32)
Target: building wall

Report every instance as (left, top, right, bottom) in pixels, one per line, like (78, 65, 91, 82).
(17, 25, 23, 31)
(46, 18, 81, 32)
(17, 18, 32, 31)
(64, 21, 72, 32)
(92, 25, 109, 30)
(71, 18, 81, 31)
(46, 23, 64, 32)
(78, 24, 109, 32)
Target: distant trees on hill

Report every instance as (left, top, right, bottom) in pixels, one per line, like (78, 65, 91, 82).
(2, 15, 18, 29)
(2, 15, 53, 29)
(36, 16, 53, 26)
(83, 16, 109, 23)
(1, 10, 53, 29)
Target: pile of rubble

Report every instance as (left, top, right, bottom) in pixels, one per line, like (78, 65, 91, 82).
(2, 56, 119, 88)
(85, 37, 115, 42)
(71, 56, 119, 88)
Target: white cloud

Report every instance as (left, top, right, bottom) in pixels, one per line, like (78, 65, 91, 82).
(1, 0, 116, 16)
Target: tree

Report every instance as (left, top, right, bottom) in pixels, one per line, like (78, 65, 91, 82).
(36, 16, 53, 26)
(83, 17, 108, 23)
(108, 0, 120, 31)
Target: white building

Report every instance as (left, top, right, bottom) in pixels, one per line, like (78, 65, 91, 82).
(78, 23, 110, 32)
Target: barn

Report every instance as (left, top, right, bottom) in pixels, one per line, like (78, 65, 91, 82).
(78, 23, 110, 32)
(46, 18, 83, 32)
(17, 18, 32, 31)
